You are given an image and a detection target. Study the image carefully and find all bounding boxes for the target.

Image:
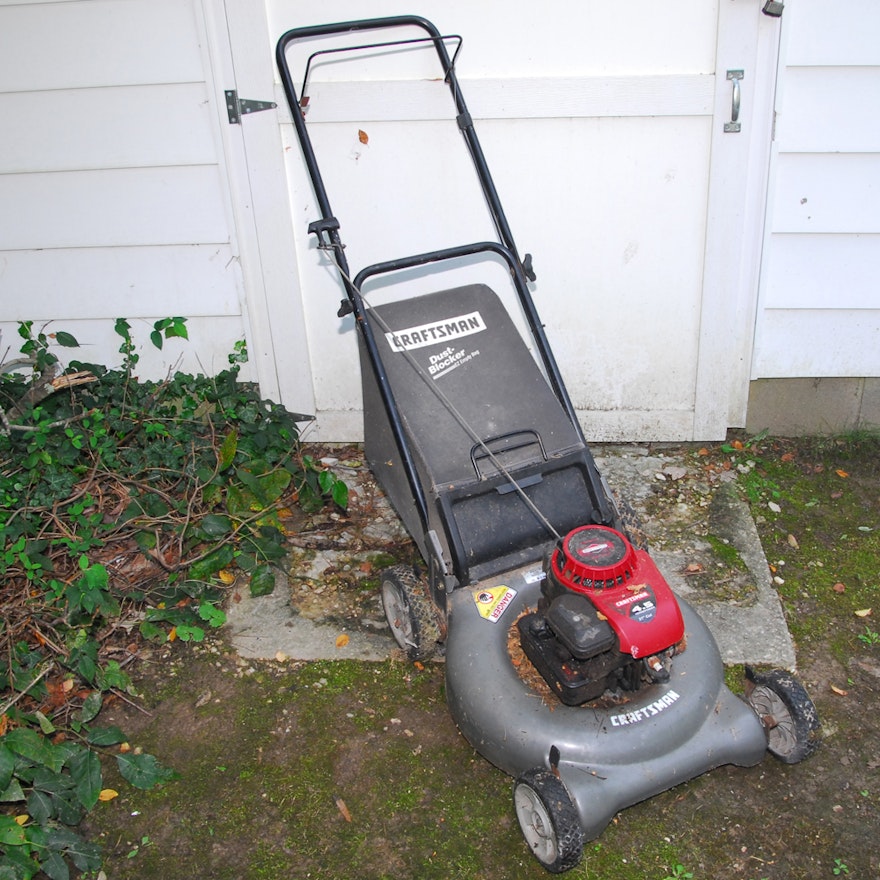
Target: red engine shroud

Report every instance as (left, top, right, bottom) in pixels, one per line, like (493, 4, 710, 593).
(549, 526, 685, 659)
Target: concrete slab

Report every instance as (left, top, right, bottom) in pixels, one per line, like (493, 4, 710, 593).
(225, 580, 392, 662)
(225, 444, 796, 670)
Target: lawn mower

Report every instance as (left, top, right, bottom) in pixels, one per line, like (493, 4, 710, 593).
(276, 17, 819, 873)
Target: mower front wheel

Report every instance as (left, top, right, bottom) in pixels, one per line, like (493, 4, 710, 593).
(513, 768, 584, 874)
(380, 565, 441, 662)
(745, 668, 820, 764)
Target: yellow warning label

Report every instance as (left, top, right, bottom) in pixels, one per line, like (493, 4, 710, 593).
(473, 585, 517, 623)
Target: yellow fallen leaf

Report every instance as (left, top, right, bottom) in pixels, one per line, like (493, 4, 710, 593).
(275, 651, 289, 663)
(218, 569, 236, 585)
(836, 469, 849, 478)
(99, 789, 119, 802)
(168, 626, 177, 642)
(335, 634, 350, 649)
(118, 742, 131, 753)
(830, 685, 848, 697)
(335, 797, 352, 822)
(14, 815, 28, 826)
(855, 608, 873, 618)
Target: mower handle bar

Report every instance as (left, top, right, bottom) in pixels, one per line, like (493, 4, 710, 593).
(276, 17, 594, 544)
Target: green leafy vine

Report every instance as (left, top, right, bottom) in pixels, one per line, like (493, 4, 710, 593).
(0, 318, 346, 878)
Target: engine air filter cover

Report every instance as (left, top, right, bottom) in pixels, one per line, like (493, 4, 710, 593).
(552, 525, 636, 592)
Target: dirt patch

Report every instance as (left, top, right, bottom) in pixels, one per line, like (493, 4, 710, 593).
(82, 438, 880, 879)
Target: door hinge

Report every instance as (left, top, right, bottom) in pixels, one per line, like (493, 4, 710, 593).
(225, 90, 277, 125)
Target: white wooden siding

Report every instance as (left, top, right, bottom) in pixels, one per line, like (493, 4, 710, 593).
(0, 0, 254, 380)
(752, 0, 880, 379)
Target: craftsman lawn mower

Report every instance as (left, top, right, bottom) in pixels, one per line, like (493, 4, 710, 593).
(276, 17, 819, 873)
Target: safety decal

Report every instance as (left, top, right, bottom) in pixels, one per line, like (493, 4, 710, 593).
(474, 585, 517, 623)
(385, 311, 486, 352)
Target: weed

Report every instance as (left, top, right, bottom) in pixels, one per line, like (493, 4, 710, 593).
(833, 857, 850, 875)
(857, 625, 879, 646)
(662, 865, 694, 880)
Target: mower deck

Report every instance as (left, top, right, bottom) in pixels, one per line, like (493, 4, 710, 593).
(445, 564, 768, 841)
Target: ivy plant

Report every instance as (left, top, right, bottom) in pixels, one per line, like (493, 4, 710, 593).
(0, 318, 347, 878)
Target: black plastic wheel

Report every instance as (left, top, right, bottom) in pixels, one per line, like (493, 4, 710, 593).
(513, 768, 584, 874)
(745, 668, 820, 764)
(380, 565, 441, 661)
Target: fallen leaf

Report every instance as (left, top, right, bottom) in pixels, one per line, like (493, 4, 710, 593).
(14, 815, 28, 826)
(335, 633, 350, 649)
(358, 129, 369, 145)
(698, 448, 709, 457)
(336, 797, 352, 822)
(836, 469, 849, 478)
(274, 652, 288, 663)
(832, 582, 846, 593)
(768, 501, 782, 513)
(684, 563, 704, 575)
(787, 534, 799, 549)
(781, 452, 795, 462)
(732, 439, 744, 450)
(99, 789, 119, 802)
(830, 685, 848, 697)
(218, 569, 236, 585)
(413, 661, 425, 671)
(854, 609, 873, 618)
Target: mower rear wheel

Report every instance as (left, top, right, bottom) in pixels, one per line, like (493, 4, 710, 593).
(513, 768, 584, 874)
(746, 668, 820, 764)
(380, 565, 441, 662)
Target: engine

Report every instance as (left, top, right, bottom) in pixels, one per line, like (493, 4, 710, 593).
(517, 525, 685, 706)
